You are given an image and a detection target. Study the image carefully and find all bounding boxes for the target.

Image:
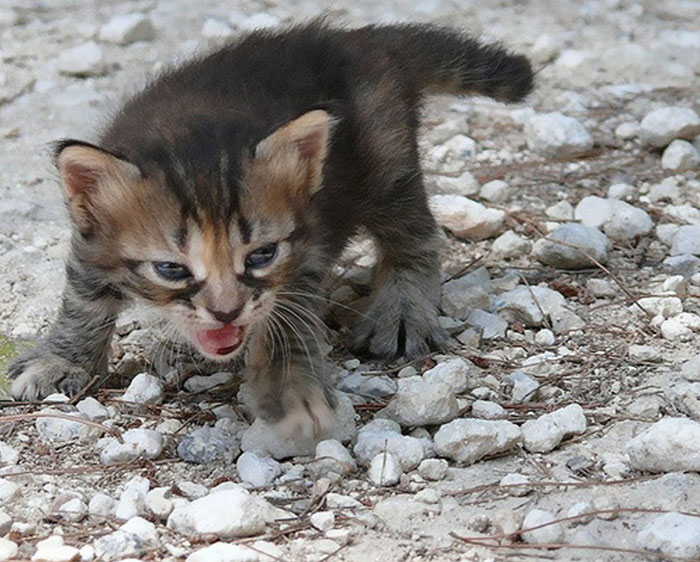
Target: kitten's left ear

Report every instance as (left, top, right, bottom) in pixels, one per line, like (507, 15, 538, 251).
(254, 110, 336, 196)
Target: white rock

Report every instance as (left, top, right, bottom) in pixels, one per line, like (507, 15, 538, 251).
(637, 512, 700, 558)
(660, 313, 700, 341)
(628, 345, 661, 362)
(586, 278, 616, 298)
(615, 121, 640, 139)
(607, 182, 634, 200)
(521, 509, 565, 544)
(233, 12, 281, 31)
(417, 458, 449, 481)
(500, 473, 531, 496)
(633, 296, 683, 318)
(310, 511, 335, 532)
(430, 135, 477, 172)
(434, 419, 521, 464)
(76, 397, 109, 421)
(167, 489, 267, 538)
(0, 442, 18, 465)
(236, 452, 281, 488)
(524, 112, 593, 156)
(441, 284, 490, 319)
(535, 328, 555, 346)
(367, 452, 402, 486)
(35, 407, 97, 443)
(379, 376, 459, 427)
(545, 200, 574, 220)
(99, 14, 156, 45)
(494, 286, 565, 326)
(574, 195, 611, 229)
(626, 418, 700, 472)
(0, 512, 11, 536)
(145, 487, 173, 520)
(57, 42, 106, 76)
(93, 529, 145, 561)
(177, 481, 209, 499)
(662, 140, 700, 171)
(311, 439, 357, 477)
(471, 400, 505, 419)
(115, 476, 150, 520)
(178, 425, 240, 464)
(491, 230, 532, 259)
(429, 195, 505, 240)
(121, 516, 158, 547)
(522, 404, 587, 453)
(671, 224, 700, 256)
(100, 428, 164, 465)
(603, 203, 654, 240)
(57, 497, 87, 522)
(89, 492, 115, 517)
(201, 18, 233, 39)
(187, 542, 260, 562)
(31, 535, 80, 562)
(422, 358, 473, 393)
(566, 501, 594, 524)
(0, 538, 17, 560)
(325, 492, 363, 509)
(184, 371, 234, 392)
(505, 371, 540, 403)
(681, 356, 700, 381)
(121, 373, 163, 404)
(354, 431, 424, 471)
(434, 171, 480, 196)
(640, 107, 700, 147)
(0, 479, 19, 505)
(479, 180, 510, 203)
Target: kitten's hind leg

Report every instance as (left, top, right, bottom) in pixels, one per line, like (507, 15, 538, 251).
(353, 174, 448, 359)
(8, 260, 122, 400)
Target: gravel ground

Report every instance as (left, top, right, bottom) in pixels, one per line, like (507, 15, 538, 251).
(1, 1, 700, 561)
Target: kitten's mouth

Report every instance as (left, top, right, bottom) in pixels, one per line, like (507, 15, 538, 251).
(195, 324, 246, 357)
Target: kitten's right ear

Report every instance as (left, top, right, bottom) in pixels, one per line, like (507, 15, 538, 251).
(55, 141, 142, 236)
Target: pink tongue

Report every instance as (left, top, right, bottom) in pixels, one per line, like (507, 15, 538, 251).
(196, 325, 243, 356)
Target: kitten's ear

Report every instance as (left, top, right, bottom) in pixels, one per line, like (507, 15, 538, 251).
(56, 141, 141, 236)
(254, 110, 336, 196)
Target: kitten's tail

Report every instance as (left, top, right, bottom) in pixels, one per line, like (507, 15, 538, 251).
(363, 24, 534, 102)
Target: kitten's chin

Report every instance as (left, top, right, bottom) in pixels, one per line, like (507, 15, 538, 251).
(193, 324, 247, 360)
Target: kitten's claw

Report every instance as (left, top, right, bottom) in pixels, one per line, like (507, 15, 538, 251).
(8, 353, 91, 401)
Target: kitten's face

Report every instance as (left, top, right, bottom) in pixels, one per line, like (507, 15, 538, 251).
(57, 110, 332, 360)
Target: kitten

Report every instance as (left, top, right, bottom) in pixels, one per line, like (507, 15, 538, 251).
(9, 23, 532, 439)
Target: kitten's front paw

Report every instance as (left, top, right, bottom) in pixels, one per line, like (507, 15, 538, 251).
(256, 388, 337, 441)
(352, 288, 448, 359)
(8, 353, 91, 400)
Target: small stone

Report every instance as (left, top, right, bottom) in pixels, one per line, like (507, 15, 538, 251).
(429, 195, 505, 240)
(201, 18, 233, 39)
(533, 223, 609, 269)
(535, 328, 555, 346)
(521, 509, 564, 544)
(628, 345, 661, 362)
(522, 404, 587, 453)
(311, 439, 357, 477)
(494, 286, 566, 327)
(434, 418, 521, 464)
(524, 112, 593, 156)
(0, 479, 19, 505)
(586, 278, 616, 298)
(660, 313, 700, 341)
(76, 397, 109, 421)
(121, 373, 164, 404)
(89, 492, 115, 517)
(100, 428, 164, 465)
(607, 182, 635, 200)
(0, 512, 11, 536)
(545, 200, 574, 221)
(57, 42, 106, 76)
(325, 492, 363, 509)
(184, 371, 235, 392)
(491, 230, 532, 259)
(344, 358, 361, 370)
(368, 452, 402, 486)
(0, 538, 17, 560)
(121, 516, 158, 548)
(310, 511, 335, 532)
(500, 473, 531, 496)
(353, 430, 424, 471)
(36, 407, 97, 443)
(99, 14, 156, 45)
(417, 458, 449, 481)
(57, 497, 87, 522)
(397, 365, 418, 378)
(178, 426, 240, 464)
(567, 501, 594, 525)
(681, 356, 700, 381)
(479, 179, 510, 203)
(434, 171, 480, 196)
(637, 512, 700, 558)
(471, 400, 505, 419)
(662, 140, 700, 171)
(640, 107, 700, 147)
(115, 476, 150, 520)
(31, 535, 80, 562)
(187, 542, 259, 562)
(671, 224, 700, 256)
(379, 376, 459, 427)
(441, 283, 490, 319)
(145, 487, 173, 520)
(422, 358, 474, 393)
(0, 442, 19, 465)
(633, 296, 682, 318)
(626, 417, 700, 472)
(505, 371, 540, 403)
(177, 481, 209, 499)
(662, 254, 700, 277)
(603, 202, 654, 240)
(615, 121, 640, 139)
(167, 489, 267, 538)
(236, 452, 281, 488)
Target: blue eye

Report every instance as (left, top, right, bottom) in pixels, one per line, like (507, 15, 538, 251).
(245, 243, 278, 269)
(153, 262, 192, 281)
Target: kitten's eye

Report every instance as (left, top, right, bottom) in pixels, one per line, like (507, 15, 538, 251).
(245, 243, 278, 269)
(153, 262, 192, 281)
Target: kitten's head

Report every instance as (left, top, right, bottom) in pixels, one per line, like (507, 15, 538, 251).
(56, 110, 334, 360)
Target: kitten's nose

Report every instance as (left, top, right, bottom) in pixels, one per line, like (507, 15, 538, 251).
(208, 306, 242, 324)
